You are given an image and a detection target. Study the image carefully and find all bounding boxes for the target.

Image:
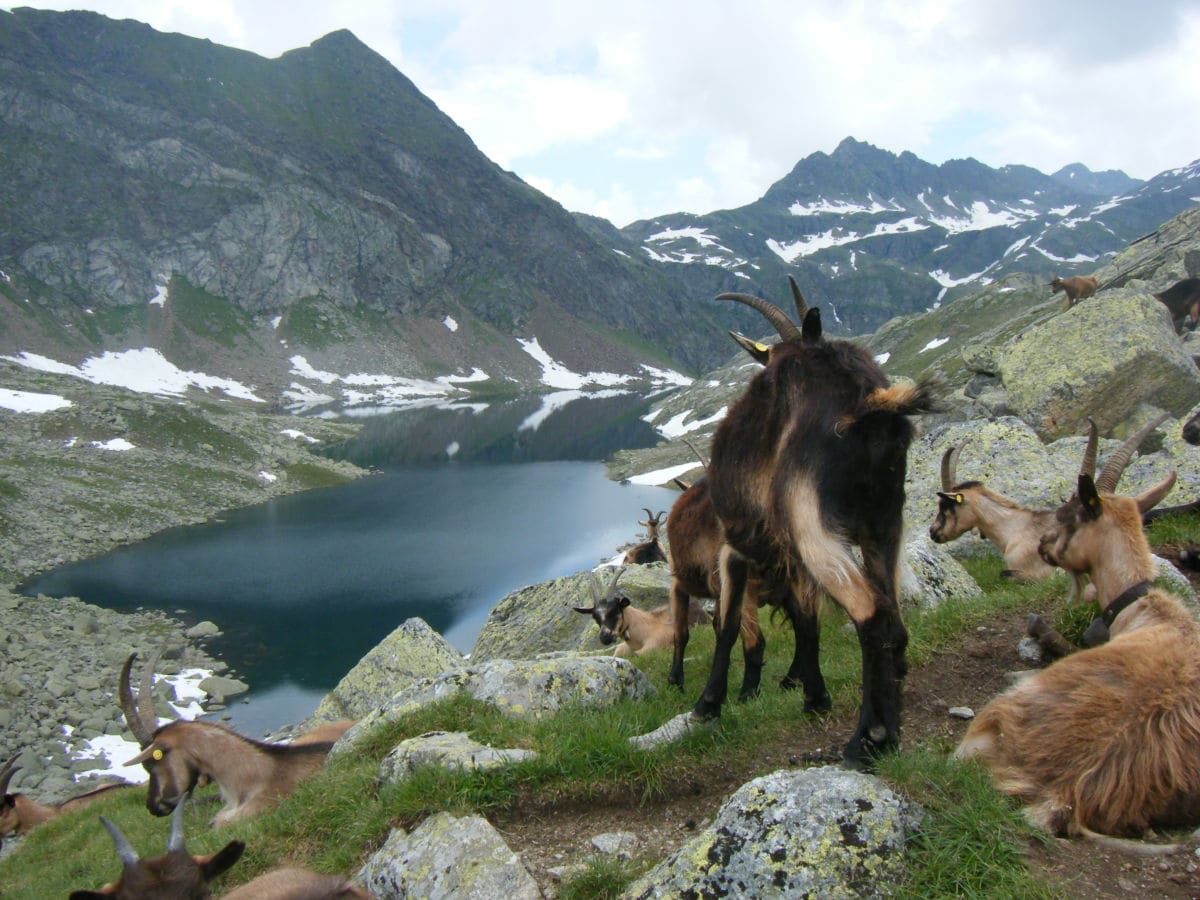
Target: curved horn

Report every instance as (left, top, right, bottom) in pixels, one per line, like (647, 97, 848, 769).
(119, 654, 154, 748)
(99, 816, 140, 869)
(1080, 418, 1099, 480)
(1136, 470, 1177, 514)
(603, 565, 626, 602)
(940, 441, 965, 491)
(681, 437, 708, 469)
(642, 508, 655, 521)
(715, 292, 801, 341)
(166, 793, 189, 852)
(0, 755, 20, 796)
(787, 275, 809, 321)
(1095, 412, 1170, 493)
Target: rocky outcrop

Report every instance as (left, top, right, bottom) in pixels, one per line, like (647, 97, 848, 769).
(308, 618, 464, 724)
(377, 731, 537, 786)
(358, 812, 543, 900)
(623, 766, 921, 899)
(901, 533, 983, 609)
(331, 655, 655, 754)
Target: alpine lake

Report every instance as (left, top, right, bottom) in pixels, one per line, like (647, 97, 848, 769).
(21, 391, 678, 736)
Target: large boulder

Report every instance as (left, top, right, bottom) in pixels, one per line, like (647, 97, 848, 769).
(999, 292, 1200, 440)
(331, 655, 655, 754)
(623, 766, 921, 899)
(308, 617, 463, 724)
(470, 564, 672, 661)
(900, 532, 983, 609)
(358, 812, 542, 900)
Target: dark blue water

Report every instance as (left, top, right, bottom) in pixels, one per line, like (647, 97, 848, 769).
(22, 393, 677, 736)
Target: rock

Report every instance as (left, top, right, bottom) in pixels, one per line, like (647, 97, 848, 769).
(377, 731, 537, 785)
(309, 618, 463, 724)
(470, 565, 672, 662)
(899, 532, 983, 610)
(624, 766, 921, 899)
(590, 831, 638, 858)
(1017, 636, 1046, 665)
(948, 707, 975, 720)
(999, 292, 1200, 440)
(198, 674, 248, 702)
(628, 710, 717, 751)
(185, 621, 221, 639)
(357, 812, 542, 900)
(333, 655, 654, 754)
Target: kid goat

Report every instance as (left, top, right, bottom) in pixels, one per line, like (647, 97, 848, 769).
(957, 448, 1193, 845)
(697, 281, 936, 765)
(118, 653, 351, 826)
(0, 754, 132, 847)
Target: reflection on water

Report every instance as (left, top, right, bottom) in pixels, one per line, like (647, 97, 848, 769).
(23, 393, 675, 736)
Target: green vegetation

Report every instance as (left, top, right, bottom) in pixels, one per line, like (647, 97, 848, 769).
(4, 542, 1198, 898)
(167, 276, 255, 349)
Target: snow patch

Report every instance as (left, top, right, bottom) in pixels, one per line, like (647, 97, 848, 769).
(658, 406, 727, 439)
(443, 315, 459, 332)
(91, 438, 136, 451)
(874, 352, 891, 365)
(0, 388, 72, 413)
(919, 337, 950, 353)
(627, 461, 703, 486)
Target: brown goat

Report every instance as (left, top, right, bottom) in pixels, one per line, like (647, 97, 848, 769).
(118, 653, 352, 826)
(223, 868, 375, 899)
(956, 453, 1193, 846)
(1153, 277, 1200, 331)
(0, 754, 134, 847)
(1050, 275, 1098, 308)
(694, 279, 936, 766)
(623, 509, 668, 564)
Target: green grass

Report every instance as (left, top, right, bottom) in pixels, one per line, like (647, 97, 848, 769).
(7, 544, 1199, 898)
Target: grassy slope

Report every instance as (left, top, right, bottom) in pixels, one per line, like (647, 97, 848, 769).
(5, 515, 1198, 898)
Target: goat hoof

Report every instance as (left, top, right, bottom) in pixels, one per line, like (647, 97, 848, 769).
(1026, 613, 1050, 637)
(802, 692, 832, 714)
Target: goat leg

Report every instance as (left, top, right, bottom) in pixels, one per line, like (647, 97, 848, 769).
(667, 583, 691, 690)
(843, 607, 907, 769)
(779, 600, 831, 713)
(693, 552, 748, 720)
(1026, 613, 1077, 659)
(735, 602, 765, 702)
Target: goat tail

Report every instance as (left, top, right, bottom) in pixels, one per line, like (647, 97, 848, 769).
(863, 377, 941, 418)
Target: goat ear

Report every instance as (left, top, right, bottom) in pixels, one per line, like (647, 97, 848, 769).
(618, 596, 632, 609)
(935, 491, 962, 505)
(728, 331, 771, 365)
(197, 840, 245, 881)
(1078, 475, 1103, 520)
(801, 307, 822, 341)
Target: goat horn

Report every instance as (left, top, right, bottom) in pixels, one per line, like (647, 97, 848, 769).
(681, 436, 708, 469)
(119, 654, 154, 748)
(99, 816, 140, 869)
(166, 793, 189, 852)
(1081, 418, 1099, 481)
(1095, 412, 1170, 493)
(642, 508, 654, 520)
(716, 292, 801, 341)
(603, 565, 626, 602)
(787, 275, 810, 321)
(0, 755, 19, 796)
(940, 440, 965, 491)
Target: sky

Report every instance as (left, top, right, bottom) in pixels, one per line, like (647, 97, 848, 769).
(9, 1, 1200, 226)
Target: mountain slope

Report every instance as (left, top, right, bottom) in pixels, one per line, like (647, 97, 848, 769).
(0, 9, 743, 406)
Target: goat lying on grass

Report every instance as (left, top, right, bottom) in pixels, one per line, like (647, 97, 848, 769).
(118, 653, 352, 826)
(574, 565, 709, 658)
(957, 451, 1194, 850)
(623, 509, 667, 564)
(1050, 275, 1098, 309)
(70, 795, 372, 899)
(694, 279, 936, 766)
(0, 754, 133, 847)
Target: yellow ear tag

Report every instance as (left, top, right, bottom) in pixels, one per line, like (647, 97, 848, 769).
(152, 748, 164, 761)
(954, 493, 964, 504)
(754, 342, 769, 353)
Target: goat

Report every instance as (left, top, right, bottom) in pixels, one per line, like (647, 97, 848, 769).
(1153, 277, 1200, 331)
(930, 414, 1167, 585)
(956, 448, 1192, 848)
(693, 279, 936, 766)
(0, 754, 134, 847)
(69, 797, 245, 899)
(1049, 275, 1098, 309)
(623, 509, 668, 564)
(573, 566, 709, 658)
(666, 473, 829, 709)
(118, 653, 352, 826)
(71, 796, 372, 899)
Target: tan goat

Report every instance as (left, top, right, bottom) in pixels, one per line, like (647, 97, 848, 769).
(118, 653, 352, 826)
(956, 452, 1195, 847)
(573, 565, 709, 657)
(1049, 275, 1098, 308)
(0, 754, 133, 845)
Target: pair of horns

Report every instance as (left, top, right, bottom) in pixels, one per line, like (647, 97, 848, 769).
(719, 275, 819, 343)
(100, 793, 190, 869)
(585, 565, 627, 610)
(119, 649, 163, 749)
(0, 754, 20, 797)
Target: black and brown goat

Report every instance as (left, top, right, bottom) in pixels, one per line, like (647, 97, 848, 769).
(118, 653, 352, 826)
(957, 449, 1193, 847)
(1154, 277, 1200, 331)
(1049, 275, 1098, 308)
(0, 754, 133, 847)
(574, 566, 709, 658)
(623, 509, 668, 564)
(694, 280, 936, 766)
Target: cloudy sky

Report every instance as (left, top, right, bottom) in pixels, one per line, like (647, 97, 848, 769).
(12, 1, 1200, 226)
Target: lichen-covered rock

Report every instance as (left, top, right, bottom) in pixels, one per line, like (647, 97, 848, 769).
(470, 565, 672, 661)
(357, 812, 543, 900)
(900, 532, 982, 609)
(378, 731, 537, 785)
(623, 766, 921, 899)
(999, 292, 1200, 440)
(331, 655, 654, 754)
(309, 617, 463, 724)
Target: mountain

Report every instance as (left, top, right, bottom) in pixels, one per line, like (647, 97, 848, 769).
(0, 8, 751, 409)
(622, 137, 1200, 335)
